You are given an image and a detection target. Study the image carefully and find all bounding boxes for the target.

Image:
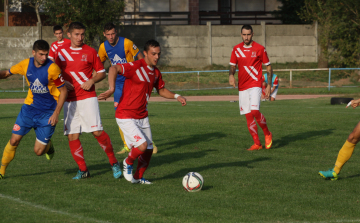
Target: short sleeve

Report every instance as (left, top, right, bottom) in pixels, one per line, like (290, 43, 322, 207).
(9, 59, 29, 76)
(229, 47, 238, 66)
(48, 43, 56, 59)
(93, 50, 106, 73)
(262, 48, 270, 66)
(273, 76, 278, 87)
(120, 61, 139, 78)
(125, 38, 140, 58)
(98, 43, 107, 63)
(154, 72, 165, 90)
(48, 63, 64, 88)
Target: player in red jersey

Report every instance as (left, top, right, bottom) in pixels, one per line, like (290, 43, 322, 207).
(229, 25, 273, 151)
(98, 39, 187, 184)
(55, 22, 122, 180)
(48, 25, 71, 62)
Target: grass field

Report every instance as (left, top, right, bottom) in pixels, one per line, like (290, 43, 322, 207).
(1, 98, 360, 222)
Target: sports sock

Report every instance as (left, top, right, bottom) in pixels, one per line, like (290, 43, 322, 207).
(119, 127, 128, 148)
(126, 147, 145, 165)
(45, 140, 54, 155)
(133, 149, 153, 180)
(69, 139, 87, 172)
(245, 113, 261, 145)
(251, 110, 271, 136)
(0, 141, 17, 176)
(95, 131, 118, 165)
(334, 140, 356, 174)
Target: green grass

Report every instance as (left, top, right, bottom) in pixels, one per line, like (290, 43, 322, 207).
(1, 99, 360, 222)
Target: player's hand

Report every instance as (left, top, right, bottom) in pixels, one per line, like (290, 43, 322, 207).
(81, 79, 95, 91)
(48, 113, 59, 126)
(98, 89, 114, 100)
(265, 85, 271, 99)
(177, 96, 187, 106)
(347, 99, 360, 109)
(65, 81, 74, 91)
(229, 75, 236, 88)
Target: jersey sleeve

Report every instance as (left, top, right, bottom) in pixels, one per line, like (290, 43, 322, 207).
(262, 47, 270, 66)
(154, 72, 165, 90)
(98, 43, 107, 63)
(49, 43, 56, 59)
(120, 61, 139, 78)
(48, 63, 65, 88)
(125, 38, 140, 58)
(229, 47, 238, 66)
(93, 50, 106, 73)
(9, 59, 29, 76)
(273, 76, 278, 87)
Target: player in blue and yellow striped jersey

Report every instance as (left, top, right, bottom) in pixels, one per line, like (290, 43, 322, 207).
(0, 40, 67, 179)
(99, 22, 157, 154)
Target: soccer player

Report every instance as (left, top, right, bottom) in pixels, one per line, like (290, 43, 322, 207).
(98, 39, 187, 184)
(319, 99, 360, 180)
(55, 22, 122, 180)
(0, 40, 67, 179)
(98, 22, 158, 155)
(229, 24, 273, 151)
(263, 73, 279, 101)
(48, 25, 71, 62)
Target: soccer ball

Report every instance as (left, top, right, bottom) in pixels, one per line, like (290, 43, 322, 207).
(182, 172, 204, 192)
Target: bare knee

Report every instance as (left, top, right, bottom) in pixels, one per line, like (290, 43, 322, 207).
(9, 138, 20, 147)
(92, 130, 103, 137)
(138, 141, 148, 152)
(271, 97, 275, 101)
(347, 132, 360, 144)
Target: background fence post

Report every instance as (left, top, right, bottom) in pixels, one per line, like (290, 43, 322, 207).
(197, 71, 200, 90)
(290, 70, 292, 88)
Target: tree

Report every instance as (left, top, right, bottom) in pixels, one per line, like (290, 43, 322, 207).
(10, 0, 45, 25)
(300, 0, 360, 67)
(273, 0, 310, 24)
(43, 0, 125, 47)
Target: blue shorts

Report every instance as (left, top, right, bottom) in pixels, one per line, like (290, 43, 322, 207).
(12, 104, 56, 145)
(113, 78, 125, 110)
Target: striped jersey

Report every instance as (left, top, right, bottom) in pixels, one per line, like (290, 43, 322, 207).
(116, 59, 165, 119)
(48, 38, 71, 60)
(263, 73, 279, 89)
(229, 41, 270, 91)
(55, 43, 106, 101)
(9, 58, 64, 112)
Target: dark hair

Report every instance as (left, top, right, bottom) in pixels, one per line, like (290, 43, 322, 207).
(33, 40, 50, 52)
(104, 22, 116, 32)
(144, 39, 160, 52)
(68, 22, 86, 33)
(53, 25, 63, 33)
(241, 25, 253, 33)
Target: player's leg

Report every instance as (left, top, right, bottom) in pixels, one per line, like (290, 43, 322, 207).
(64, 101, 89, 179)
(240, 89, 262, 150)
(117, 118, 148, 182)
(33, 111, 56, 160)
(249, 87, 272, 149)
(270, 88, 278, 101)
(113, 85, 130, 154)
(0, 134, 23, 179)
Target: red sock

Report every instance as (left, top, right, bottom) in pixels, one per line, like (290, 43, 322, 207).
(133, 149, 153, 180)
(251, 110, 270, 136)
(94, 131, 118, 165)
(126, 147, 145, 165)
(69, 139, 87, 171)
(245, 113, 261, 145)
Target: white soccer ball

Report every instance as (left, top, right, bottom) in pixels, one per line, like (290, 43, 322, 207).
(182, 172, 204, 192)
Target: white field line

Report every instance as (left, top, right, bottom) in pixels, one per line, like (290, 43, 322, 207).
(0, 193, 112, 223)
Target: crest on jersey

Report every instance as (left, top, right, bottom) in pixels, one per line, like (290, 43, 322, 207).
(111, 54, 127, 65)
(13, 124, 20, 131)
(251, 51, 257, 57)
(133, 44, 137, 50)
(30, 78, 48, 94)
(81, 54, 88, 61)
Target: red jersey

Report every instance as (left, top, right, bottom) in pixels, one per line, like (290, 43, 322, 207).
(229, 41, 270, 91)
(116, 59, 165, 119)
(55, 43, 105, 101)
(48, 38, 71, 60)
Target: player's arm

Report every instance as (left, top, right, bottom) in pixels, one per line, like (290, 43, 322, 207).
(48, 85, 67, 126)
(81, 71, 106, 90)
(229, 65, 236, 88)
(0, 70, 12, 79)
(265, 65, 273, 98)
(136, 52, 144, 60)
(98, 65, 123, 100)
(158, 88, 187, 106)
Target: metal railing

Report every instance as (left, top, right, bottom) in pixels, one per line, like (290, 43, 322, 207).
(122, 12, 190, 25)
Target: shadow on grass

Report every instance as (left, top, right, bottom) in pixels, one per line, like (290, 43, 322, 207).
(155, 132, 227, 153)
(273, 129, 335, 149)
(64, 163, 113, 177)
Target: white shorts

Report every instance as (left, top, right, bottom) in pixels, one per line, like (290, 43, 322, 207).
(239, 87, 261, 115)
(271, 88, 278, 99)
(116, 117, 153, 150)
(63, 97, 103, 135)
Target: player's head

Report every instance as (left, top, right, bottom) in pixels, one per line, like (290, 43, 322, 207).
(67, 22, 86, 47)
(143, 39, 161, 67)
(32, 40, 49, 66)
(103, 22, 117, 44)
(241, 25, 253, 46)
(53, 25, 64, 41)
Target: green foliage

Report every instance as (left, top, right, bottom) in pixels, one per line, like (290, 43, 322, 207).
(300, 0, 360, 67)
(43, 0, 125, 47)
(273, 0, 310, 24)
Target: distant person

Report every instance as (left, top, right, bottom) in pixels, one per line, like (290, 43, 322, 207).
(0, 40, 67, 179)
(98, 22, 157, 154)
(55, 22, 121, 180)
(263, 73, 279, 101)
(48, 25, 71, 62)
(319, 99, 360, 180)
(229, 24, 273, 151)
